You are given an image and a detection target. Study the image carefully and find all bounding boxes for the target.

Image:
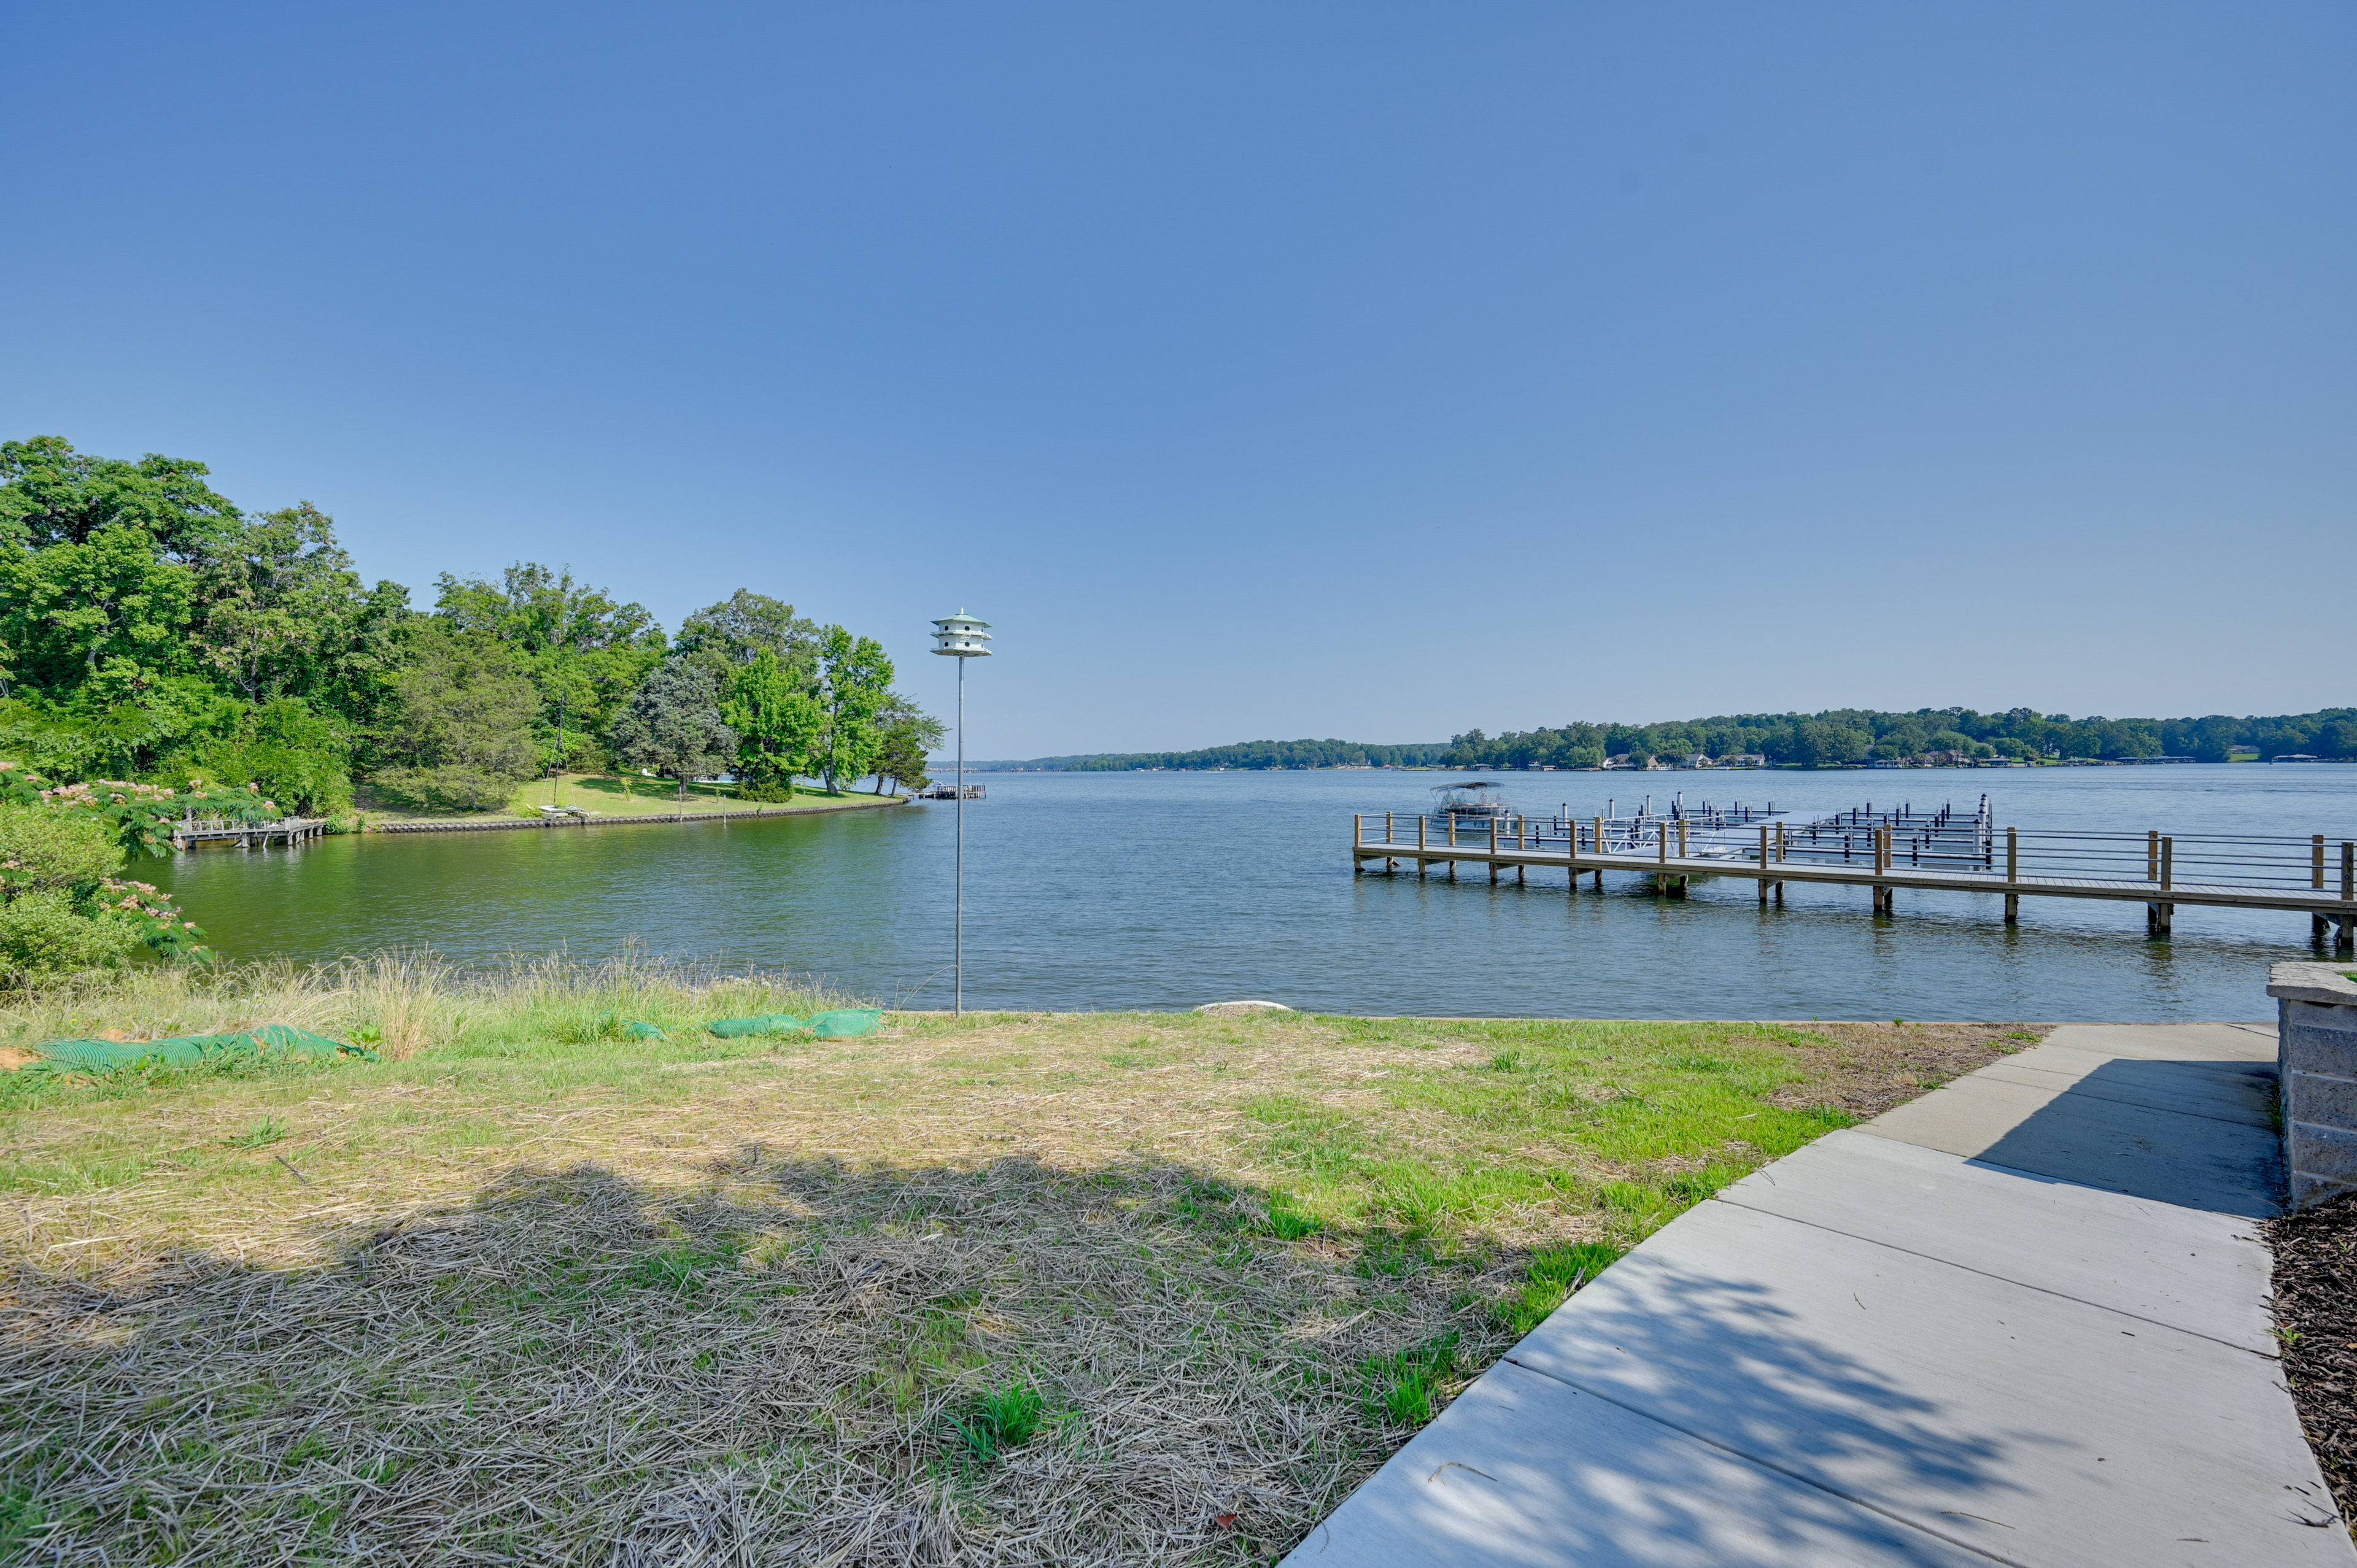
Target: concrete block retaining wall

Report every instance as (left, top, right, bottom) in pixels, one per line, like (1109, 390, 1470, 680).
(2272, 962, 2357, 1209)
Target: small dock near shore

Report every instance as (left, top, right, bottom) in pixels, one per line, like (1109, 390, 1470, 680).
(1354, 796, 2357, 950)
(170, 816, 331, 851)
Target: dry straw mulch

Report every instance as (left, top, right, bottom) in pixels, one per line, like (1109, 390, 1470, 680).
(9, 1156, 1471, 1565)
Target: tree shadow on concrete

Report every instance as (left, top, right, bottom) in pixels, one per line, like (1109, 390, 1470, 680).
(1972, 1056, 2280, 1217)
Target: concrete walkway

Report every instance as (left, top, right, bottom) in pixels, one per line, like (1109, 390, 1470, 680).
(1283, 1024, 2353, 1568)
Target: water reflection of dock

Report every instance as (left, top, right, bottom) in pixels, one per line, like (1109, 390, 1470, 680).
(1355, 797, 2357, 950)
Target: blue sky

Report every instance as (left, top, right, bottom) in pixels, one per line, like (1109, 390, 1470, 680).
(4, 4, 2349, 757)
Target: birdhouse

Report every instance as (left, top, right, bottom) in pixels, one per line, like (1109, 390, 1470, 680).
(931, 611, 993, 657)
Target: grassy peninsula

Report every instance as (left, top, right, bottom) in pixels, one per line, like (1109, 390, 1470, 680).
(1, 957, 2043, 1563)
(351, 771, 904, 826)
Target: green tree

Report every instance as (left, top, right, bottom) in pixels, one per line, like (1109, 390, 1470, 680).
(723, 650, 826, 799)
(675, 590, 819, 673)
(869, 693, 945, 794)
(813, 627, 894, 792)
(0, 519, 196, 696)
(608, 661, 740, 801)
(2183, 716, 2240, 764)
(434, 563, 665, 770)
(177, 698, 356, 817)
(190, 502, 398, 702)
(373, 622, 541, 810)
(0, 436, 242, 557)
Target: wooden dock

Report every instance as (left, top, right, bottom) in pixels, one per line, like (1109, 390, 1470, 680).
(1353, 807, 2357, 951)
(171, 816, 330, 851)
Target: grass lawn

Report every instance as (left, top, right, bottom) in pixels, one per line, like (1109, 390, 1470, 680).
(352, 773, 900, 826)
(0, 960, 2046, 1564)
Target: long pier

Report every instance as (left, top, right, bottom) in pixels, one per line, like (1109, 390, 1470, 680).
(1353, 802, 2357, 951)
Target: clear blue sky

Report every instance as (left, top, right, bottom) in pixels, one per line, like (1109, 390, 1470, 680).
(5, 4, 2349, 758)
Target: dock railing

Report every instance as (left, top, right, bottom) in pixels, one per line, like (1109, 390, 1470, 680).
(1353, 804, 2357, 944)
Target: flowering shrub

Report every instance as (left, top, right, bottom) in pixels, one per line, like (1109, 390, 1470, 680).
(97, 877, 209, 964)
(1, 762, 279, 858)
(0, 798, 213, 986)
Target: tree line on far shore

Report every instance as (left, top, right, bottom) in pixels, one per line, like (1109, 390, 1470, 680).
(973, 738, 1452, 771)
(1441, 706, 2357, 770)
(0, 436, 943, 816)
(977, 706, 2357, 774)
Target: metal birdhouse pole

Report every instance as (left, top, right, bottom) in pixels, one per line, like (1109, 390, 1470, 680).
(930, 612, 993, 1015)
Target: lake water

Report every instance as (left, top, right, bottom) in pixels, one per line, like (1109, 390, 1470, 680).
(153, 766, 2357, 1021)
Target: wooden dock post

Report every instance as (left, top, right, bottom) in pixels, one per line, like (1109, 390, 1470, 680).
(1488, 819, 1500, 883)
(1593, 817, 1605, 889)
(2317, 835, 2331, 943)
(2005, 827, 2019, 924)
(2148, 835, 2174, 937)
(2342, 843, 2356, 953)
(1417, 814, 1427, 876)
(1759, 825, 1771, 903)
(1354, 814, 1364, 874)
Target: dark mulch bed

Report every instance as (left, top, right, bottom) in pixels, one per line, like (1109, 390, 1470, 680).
(2270, 1191, 2357, 1531)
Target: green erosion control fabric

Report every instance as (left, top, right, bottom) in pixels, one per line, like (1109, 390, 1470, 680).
(621, 1020, 667, 1041)
(708, 1014, 807, 1038)
(28, 1025, 376, 1077)
(703, 1010, 882, 1040)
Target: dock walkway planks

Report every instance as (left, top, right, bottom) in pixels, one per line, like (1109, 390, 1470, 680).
(1353, 837, 2357, 919)
(1282, 1023, 2351, 1568)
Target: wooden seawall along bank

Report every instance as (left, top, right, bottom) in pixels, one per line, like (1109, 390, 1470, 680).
(1350, 811, 2357, 952)
(370, 799, 906, 834)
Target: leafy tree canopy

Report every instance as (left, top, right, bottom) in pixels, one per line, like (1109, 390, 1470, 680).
(0, 436, 242, 557)
(373, 622, 541, 810)
(608, 660, 740, 800)
(676, 590, 818, 671)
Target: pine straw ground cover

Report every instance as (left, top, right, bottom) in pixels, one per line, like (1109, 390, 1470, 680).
(0, 959, 2048, 1564)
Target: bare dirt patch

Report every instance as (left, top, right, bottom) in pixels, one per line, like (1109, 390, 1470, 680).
(1744, 1020, 2050, 1118)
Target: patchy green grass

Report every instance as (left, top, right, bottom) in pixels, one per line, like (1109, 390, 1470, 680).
(0, 970, 2041, 1564)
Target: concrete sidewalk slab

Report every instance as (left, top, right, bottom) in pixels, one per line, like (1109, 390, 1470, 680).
(1968, 1058, 2277, 1129)
(1503, 1199, 2337, 1567)
(1283, 1025, 2345, 1568)
(1858, 1070, 2280, 1217)
(1712, 1128, 2277, 1354)
(1285, 1360, 1993, 1568)
(2008, 1039, 2277, 1083)
(2041, 1021, 2277, 1061)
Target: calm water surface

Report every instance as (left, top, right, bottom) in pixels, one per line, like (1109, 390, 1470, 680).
(155, 767, 2357, 1021)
